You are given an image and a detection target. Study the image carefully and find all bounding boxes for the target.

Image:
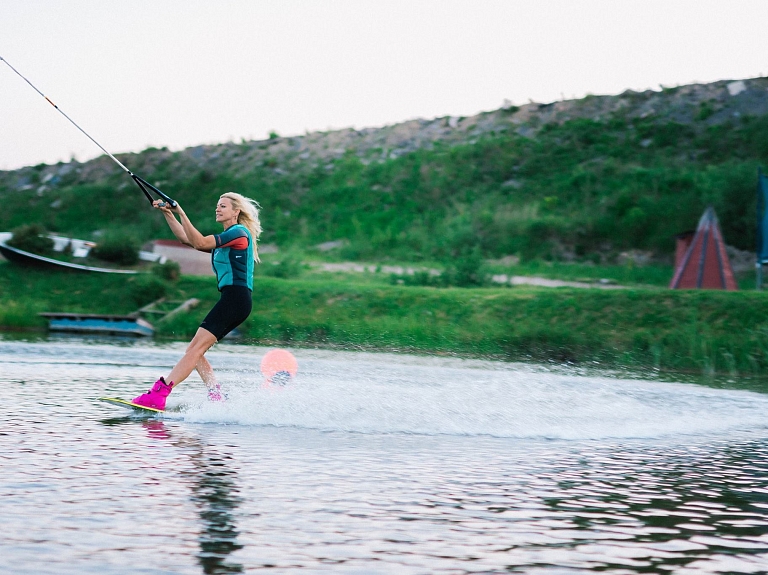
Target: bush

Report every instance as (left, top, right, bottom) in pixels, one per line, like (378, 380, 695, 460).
(263, 254, 304, 279)
(443, 247, 490, 287)
(152, 260, 180, 281)
(390, 270, 439, 287)
(7, 224, 54, 255)
(92, 232, 140, 266)
(129, 275, 168, 306)
(389, 249, 490, 288)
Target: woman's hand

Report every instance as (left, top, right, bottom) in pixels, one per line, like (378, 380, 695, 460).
(155, 199, 191, 245)
(153, 199, 179, 215)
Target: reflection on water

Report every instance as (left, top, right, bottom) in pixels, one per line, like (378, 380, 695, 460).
(3, 338, 768, 573)
(104, 417, 244, 574)
(174, 428, 244, 575)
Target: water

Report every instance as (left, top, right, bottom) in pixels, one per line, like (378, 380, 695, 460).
(3, 337, 768, 574)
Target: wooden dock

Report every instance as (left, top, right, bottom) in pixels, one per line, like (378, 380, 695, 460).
(39, 298, 200, 337)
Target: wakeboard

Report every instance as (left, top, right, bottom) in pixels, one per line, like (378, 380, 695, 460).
(98, 397, 164, 413)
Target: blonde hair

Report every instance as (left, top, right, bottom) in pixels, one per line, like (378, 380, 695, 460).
(220, 192, 262, 263)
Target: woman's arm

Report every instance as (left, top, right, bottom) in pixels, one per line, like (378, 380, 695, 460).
(155, 200, 215, 252)
(154, 201, 192, 246)
(173, 204, 216, 252)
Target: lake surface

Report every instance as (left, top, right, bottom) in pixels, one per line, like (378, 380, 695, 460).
(3, 336, 768, 574)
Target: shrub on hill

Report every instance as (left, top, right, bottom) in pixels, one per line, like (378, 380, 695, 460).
(91, 232, 140, 266)
(7, 224, 54, 255)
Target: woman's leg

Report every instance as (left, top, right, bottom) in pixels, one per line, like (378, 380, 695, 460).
(196, 355, 224, 400)
(166, 327, 218, 387)
(196, 355, 219, 389)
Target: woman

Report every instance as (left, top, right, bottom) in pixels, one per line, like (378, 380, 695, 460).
(131, 192, 261, 410)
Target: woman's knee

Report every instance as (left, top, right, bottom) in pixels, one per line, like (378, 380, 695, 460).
(185, 329, 217, 356)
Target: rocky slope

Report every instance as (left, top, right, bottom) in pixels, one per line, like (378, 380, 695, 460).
(3, 77, 767, 193)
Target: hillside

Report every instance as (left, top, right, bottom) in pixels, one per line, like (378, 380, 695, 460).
(2, 76, 768, 263)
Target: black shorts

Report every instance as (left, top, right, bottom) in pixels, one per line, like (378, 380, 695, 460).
(200, 285, 253, 340)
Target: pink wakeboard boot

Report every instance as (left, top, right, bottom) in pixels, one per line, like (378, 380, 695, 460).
(132, 377, 173, 410)
(207, 384, 224, 402)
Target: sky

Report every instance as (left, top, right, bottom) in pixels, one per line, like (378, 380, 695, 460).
(2, 0, 767, 170)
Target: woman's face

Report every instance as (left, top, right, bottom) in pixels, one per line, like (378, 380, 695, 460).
(215, 197, 239, 223)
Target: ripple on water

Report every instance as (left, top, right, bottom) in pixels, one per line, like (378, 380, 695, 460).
(2, 340, 768, 573)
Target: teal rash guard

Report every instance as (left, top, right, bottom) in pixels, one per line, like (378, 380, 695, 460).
(211, 224, 254, 291)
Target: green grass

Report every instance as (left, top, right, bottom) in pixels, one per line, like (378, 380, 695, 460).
(3, 261, 768, 377)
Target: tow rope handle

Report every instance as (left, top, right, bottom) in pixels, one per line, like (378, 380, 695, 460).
(131, 174, 177, 208)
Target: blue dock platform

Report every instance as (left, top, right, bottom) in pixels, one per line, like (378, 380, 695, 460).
(39, 313, 154, 337)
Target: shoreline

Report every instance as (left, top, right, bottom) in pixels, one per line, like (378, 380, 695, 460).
(2, 262, 768, 379)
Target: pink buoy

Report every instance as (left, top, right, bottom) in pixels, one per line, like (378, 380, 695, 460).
(260, 349, 298, 386)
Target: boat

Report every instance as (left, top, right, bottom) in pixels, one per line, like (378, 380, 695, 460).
(0, 232, 164, 274)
